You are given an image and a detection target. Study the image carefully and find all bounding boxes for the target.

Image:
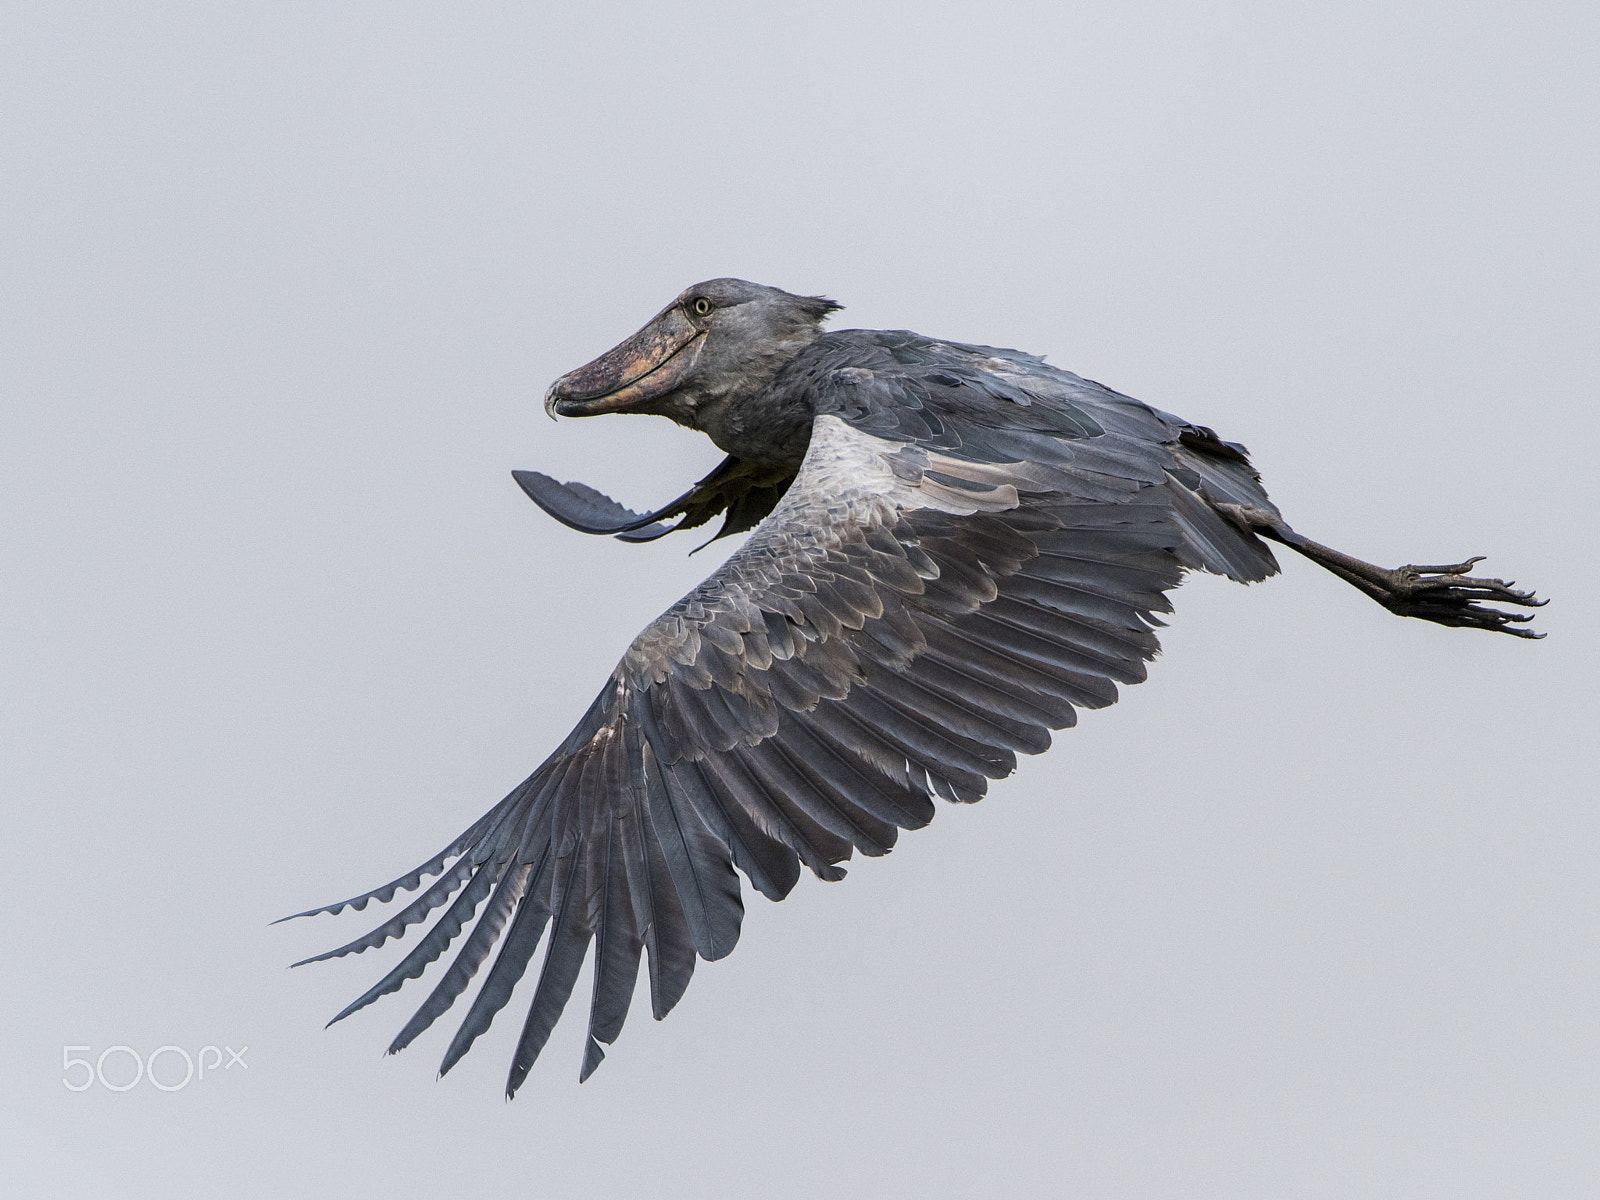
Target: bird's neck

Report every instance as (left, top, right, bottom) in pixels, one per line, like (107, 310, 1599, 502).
(678, 334, 822, 470)
(691, 388, 813, 471)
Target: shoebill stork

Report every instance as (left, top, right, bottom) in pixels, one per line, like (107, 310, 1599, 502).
(283, 278, 1543, 1096)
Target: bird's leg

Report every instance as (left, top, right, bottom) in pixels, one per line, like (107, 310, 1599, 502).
(1210, 502, 1547, 638)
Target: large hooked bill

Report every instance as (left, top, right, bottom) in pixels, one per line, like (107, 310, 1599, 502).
(543, 304, 704, 418)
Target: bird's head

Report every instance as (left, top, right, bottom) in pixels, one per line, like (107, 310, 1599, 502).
(543, 278, 841, 426)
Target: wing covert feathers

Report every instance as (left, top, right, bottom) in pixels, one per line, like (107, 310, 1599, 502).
(289, 331, 1281, 1091)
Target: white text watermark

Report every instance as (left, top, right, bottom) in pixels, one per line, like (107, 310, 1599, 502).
(62, 1045, 248, 1092)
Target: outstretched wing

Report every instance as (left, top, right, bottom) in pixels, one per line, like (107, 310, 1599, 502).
(284, 335, 1281, 1095)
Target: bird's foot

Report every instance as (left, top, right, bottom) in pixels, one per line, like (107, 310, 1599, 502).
(1252, 526, 1547, 639)
(1372, 558, 1546, 638)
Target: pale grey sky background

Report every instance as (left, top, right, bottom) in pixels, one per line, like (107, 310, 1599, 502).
(4, 2, 1598, 1197)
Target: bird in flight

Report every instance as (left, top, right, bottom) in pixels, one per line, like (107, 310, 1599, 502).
(283, 278, 1543, 1096)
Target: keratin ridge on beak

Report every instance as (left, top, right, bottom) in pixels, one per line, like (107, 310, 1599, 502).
(544, 305, 704, 418)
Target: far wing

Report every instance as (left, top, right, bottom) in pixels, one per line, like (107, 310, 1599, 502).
(286, 356, 1279, 1095)
(510, 470, 680, 541)
(513, 454, 796, 545)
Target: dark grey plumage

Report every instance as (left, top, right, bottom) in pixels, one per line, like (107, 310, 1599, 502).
(283, 279, 1543, 1096)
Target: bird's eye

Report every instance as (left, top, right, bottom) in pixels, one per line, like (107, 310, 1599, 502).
(691, 297, 711, 316)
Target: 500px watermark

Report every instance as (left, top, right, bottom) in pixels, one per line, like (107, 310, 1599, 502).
(62, 1045, 248, 1092)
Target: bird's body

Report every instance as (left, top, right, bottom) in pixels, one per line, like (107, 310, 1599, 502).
(285, 280, 1542, 1096)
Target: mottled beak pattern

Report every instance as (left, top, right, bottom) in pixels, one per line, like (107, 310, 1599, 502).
(544, 304, 704, 418)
